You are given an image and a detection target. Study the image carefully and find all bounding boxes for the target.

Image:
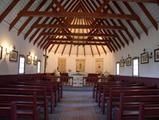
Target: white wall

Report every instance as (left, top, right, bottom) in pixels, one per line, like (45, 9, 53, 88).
(114, 26, 159, 78)
(0, 21, 44, 75)
(46, 52, 115, 74)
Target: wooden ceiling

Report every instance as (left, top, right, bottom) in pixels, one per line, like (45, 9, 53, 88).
(0, 0, 159, 56)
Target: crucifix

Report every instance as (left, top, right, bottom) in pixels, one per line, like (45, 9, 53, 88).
(43, 50, 48, 73)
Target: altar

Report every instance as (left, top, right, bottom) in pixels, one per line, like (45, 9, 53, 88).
(69, 72, 86, 87)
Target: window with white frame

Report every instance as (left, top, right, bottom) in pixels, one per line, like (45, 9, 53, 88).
(37, 60, 41, 73)
(133, 58, 139, 76)
(18, 56, 25, 74)
(116, 62, 120, 75)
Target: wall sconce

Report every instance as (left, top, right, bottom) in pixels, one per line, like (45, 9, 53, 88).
(33, 55, 38, 65)
(0, 46, 3, 59)
(143, 48, 153, 59)
(120, 56, 125, 67)
(5, 46, 14, 55)
(26, 52, 32, 64)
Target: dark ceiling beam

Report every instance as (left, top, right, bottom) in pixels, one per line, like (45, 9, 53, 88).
(19, 11, 138, 20)
(24, 2, 53, 40)
(103, 6, 131, 46)
(9, 0, 35, 31)
(17, 0, 48, 35)
(112, 1, 141, 39)
(0, 0, 20, 23)
(48, 38, 109, 42)
(109, 0, 159, 3)
(48, 44, 54, 53)
(96, 45, 101, 56)
(51, 42, 107, 46)
(33, 24, 126, 30)
(54, 44, 60, 54)
(51, 40, 107, 44)
(39, 29, 56, 49)
(69, 45, 72, 56)
(33, 18, 56, 45)
(61, 44, 66, 55)
(109, 42, 116, 52)
(37, 20, 59, 48)
(137, 2, 158, 30)
(123, 1, 148, 35)
(83, 46, 86, 56)
(103, 19, 125, 47)
(101, 46, 107, 54)
(41, 0, 76, 50)
(39, 0, 71, 49)
(42, 32, 117, 37)
(30, 17, 50, 43)
(77, 46, 79, 57)
(39, 36, 50, 49)
(90, 45, 94, 56)
(99, 21, 121, 50)
(108, 5, 134, 43)
(42, 0, 80, 50)
(29, 17, 55, 45)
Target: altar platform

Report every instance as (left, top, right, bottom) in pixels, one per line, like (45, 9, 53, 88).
(68, 72, 87, 87)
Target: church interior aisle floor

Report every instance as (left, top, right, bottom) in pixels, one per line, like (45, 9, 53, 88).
(49, 91, 106, 120)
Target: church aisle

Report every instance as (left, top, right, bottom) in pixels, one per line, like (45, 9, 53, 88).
(49, 91, 106, 120)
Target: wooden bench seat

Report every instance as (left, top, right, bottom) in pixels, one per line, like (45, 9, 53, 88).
(0, 102, 17, 120)
(107, 89, 159, 120)
(99, 85, 147, 113)
(0, 87, 48, 120)
(139, 103, 159, 120)
(0, 93, 39, 120)
(116, 94, 159, 120)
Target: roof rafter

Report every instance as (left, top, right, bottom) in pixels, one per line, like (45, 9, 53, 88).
(0, 0, 20, 23)
(137, 2, 158, 30)
(122, 1, 148, 35)
(90, 45, 94, 56)
(24, 2, 54, 40)
(9, 0, 35, 31)
(96, 45, 101, 56)
(33, 24, 126, 30)
(19, 11, 138, 20)
(41, 32, 117, 37)
(17, 0, 48, 35)
(69, 45, 72, 56)
(110, 0, 159, 3)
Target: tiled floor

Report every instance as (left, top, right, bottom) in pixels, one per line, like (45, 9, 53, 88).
(49, 90, 106, 120)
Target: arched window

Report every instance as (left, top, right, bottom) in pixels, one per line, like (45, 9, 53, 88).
(37, 60, 41, 73)
(18, 55, 25, 74)
(116, 62, 120, 75)
(132, 57, 139, 76)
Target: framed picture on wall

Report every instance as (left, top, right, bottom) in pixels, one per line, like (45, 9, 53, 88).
(140, 52, 149, 64)
(154, 48, 159, 62)
(9, 50, 18, 62)
(0, 46, 2, 59)
(33, 57, 37, 65)
(120, 59, 125, 67)
(126, 56, 132, 66)
(26, 55, 32, 64)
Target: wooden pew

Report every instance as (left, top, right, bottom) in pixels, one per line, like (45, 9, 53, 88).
(0, 93, 39, 120)
(0, 87, 48, 120)
(107, 88, 159, 120)
(0, 102, 17, 120)
(99, 83, 146, 110)
(0, 81, 54, 114)
(116, 94, 159, 120)
(139, 103, 159, 120)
